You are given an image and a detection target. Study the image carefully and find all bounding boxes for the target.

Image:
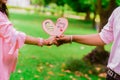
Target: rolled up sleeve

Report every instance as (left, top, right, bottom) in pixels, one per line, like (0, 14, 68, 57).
(99, 8, 115, 44)
(99, 23, 114, 44)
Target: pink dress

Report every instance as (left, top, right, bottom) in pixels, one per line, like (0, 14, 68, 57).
(0, 12, 26, 80)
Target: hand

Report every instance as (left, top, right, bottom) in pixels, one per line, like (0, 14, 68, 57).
(55, 35, 72, 46)
(44, 36, 57, 46)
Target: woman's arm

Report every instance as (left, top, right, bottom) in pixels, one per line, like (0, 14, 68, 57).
(25, 35, 56, 46)
(25, 35, 47, 46)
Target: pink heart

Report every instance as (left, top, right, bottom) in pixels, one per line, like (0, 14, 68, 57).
(42, 17, 68, 36)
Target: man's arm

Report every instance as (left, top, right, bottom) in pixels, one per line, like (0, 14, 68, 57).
(56, 34, 106, 46)
(72, 34, 106, 46)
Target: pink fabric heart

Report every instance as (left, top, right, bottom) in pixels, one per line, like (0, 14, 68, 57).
(42, 17, 68, 36)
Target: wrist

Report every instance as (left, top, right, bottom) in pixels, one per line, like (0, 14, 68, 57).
(38, 38, 44, 46)
(70, 35, 73, 43)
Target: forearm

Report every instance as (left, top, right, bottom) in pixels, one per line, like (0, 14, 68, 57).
(25, 35, 42, 46)
(72, 34, 106, 46)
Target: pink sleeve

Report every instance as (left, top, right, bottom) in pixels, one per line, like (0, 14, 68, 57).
(17, 31, 26, 48)
(0, 12, 26, 49)
(99, 8, 117, 44)
(99, 22, 114, 44)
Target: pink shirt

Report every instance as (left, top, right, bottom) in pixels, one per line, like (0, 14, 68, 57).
(99, 7, 120, 75)
(0, 12, 26, 80)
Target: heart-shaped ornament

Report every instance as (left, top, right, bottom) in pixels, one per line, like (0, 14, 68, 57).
(42, 17, 68, 36)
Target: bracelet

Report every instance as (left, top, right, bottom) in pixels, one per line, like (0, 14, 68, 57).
(70, 35, 73, 43)
(38, 38, 44, 46)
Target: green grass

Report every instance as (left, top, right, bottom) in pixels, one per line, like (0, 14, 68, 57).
(9, 12, 110, 80)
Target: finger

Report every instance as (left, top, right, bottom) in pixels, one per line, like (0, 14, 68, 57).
(56, 42, 63, 47)
(56, 38, 64, 41)
(56, 35, 64, 38)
